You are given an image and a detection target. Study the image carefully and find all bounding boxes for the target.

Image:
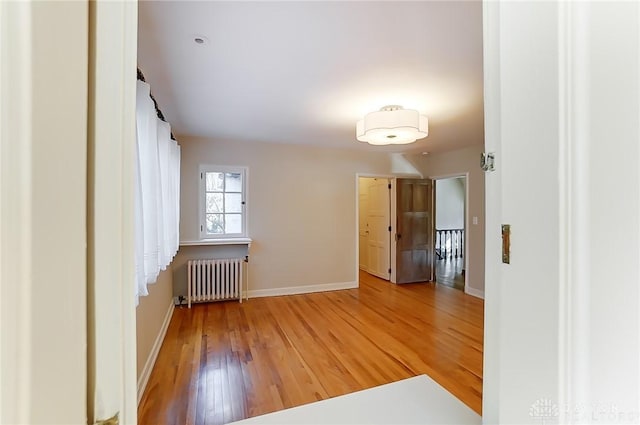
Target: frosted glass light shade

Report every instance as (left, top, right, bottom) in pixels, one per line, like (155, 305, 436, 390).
(356, 105, 428, 145)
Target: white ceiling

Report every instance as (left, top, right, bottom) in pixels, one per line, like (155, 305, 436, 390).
(138, 1, 484, 153)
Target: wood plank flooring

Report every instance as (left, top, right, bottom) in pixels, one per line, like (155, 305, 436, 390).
(435, 258, 465, 290)
(138, 271, 484, 425)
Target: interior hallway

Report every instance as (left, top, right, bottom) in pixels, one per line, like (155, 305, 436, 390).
(435, 257, 465, 291)
(138, 271, 484, 424)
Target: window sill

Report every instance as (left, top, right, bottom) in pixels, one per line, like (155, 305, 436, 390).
(179, 238, 252, 247)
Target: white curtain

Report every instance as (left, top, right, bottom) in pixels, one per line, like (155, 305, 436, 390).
(134, 80, 181, 303)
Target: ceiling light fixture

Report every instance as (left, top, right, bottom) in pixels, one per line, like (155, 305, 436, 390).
(356, 105, 428, 145)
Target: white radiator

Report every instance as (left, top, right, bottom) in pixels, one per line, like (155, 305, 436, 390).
(187, 258, 246, 307)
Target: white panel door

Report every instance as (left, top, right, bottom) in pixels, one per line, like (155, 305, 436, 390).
(367, 179, 391, 280)
(359, 189, 369, 271)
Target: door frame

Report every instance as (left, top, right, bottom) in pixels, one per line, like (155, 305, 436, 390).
(481, 1, 640, 421)
(355, 174, 397, 283)
(429, 172, 470, 294)
(87, 1, 138, 423)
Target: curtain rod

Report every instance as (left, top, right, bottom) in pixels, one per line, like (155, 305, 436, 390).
(137, 68, 176, 140)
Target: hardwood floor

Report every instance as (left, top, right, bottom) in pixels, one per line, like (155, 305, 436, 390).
(435, 257, 465, 290)
(138, 271, 484, 425)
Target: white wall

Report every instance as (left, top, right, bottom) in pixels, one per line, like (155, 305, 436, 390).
(179, 137, 391, 295)
(483, 2, 640, 423)
(1, 2, 88, 423)
(580, 3, 640, 415)
(435, 177, 465, 230)
(408, 146, 485, 297)
(32, 3, 88, 421)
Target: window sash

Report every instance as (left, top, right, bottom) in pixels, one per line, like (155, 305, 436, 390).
(199, 166, 247, 239)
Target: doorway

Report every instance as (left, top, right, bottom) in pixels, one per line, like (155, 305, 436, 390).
(395, 178, 435, 283)
(357, 176, 435, 285)
(358, 177, 392, 280)
(434, 176, 466, 290)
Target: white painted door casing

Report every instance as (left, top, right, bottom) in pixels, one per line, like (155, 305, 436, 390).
(483, 1, 640, 423)
(0, 1, 139, 424)
(358, 189, 368, 271)
(88, 1, 139, 424)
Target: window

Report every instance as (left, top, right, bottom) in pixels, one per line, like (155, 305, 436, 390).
(200, 166, 247, 238)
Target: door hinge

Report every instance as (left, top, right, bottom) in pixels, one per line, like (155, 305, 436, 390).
(94, 413, 119, 425)
(388, 183, 391, 189)
(388, 268, 391, 274)
(388, 226, 392, 232)
(200, 172, 203, 179)
(481, 152, 495, 172)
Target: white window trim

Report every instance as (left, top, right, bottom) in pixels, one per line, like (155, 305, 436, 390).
(199, 165, 248, 239)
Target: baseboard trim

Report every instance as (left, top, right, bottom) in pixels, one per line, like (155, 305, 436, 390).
(465, 287, 485, 299)
(137, 300, 175, 404)
(248, 281, 358, 298)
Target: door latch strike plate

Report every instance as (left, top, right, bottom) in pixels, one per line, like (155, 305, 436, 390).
(95, 413, 118, 425)
(502, 224, 511, 264)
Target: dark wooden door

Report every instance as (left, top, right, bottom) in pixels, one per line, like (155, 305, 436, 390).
(396, 179, 434, 283)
